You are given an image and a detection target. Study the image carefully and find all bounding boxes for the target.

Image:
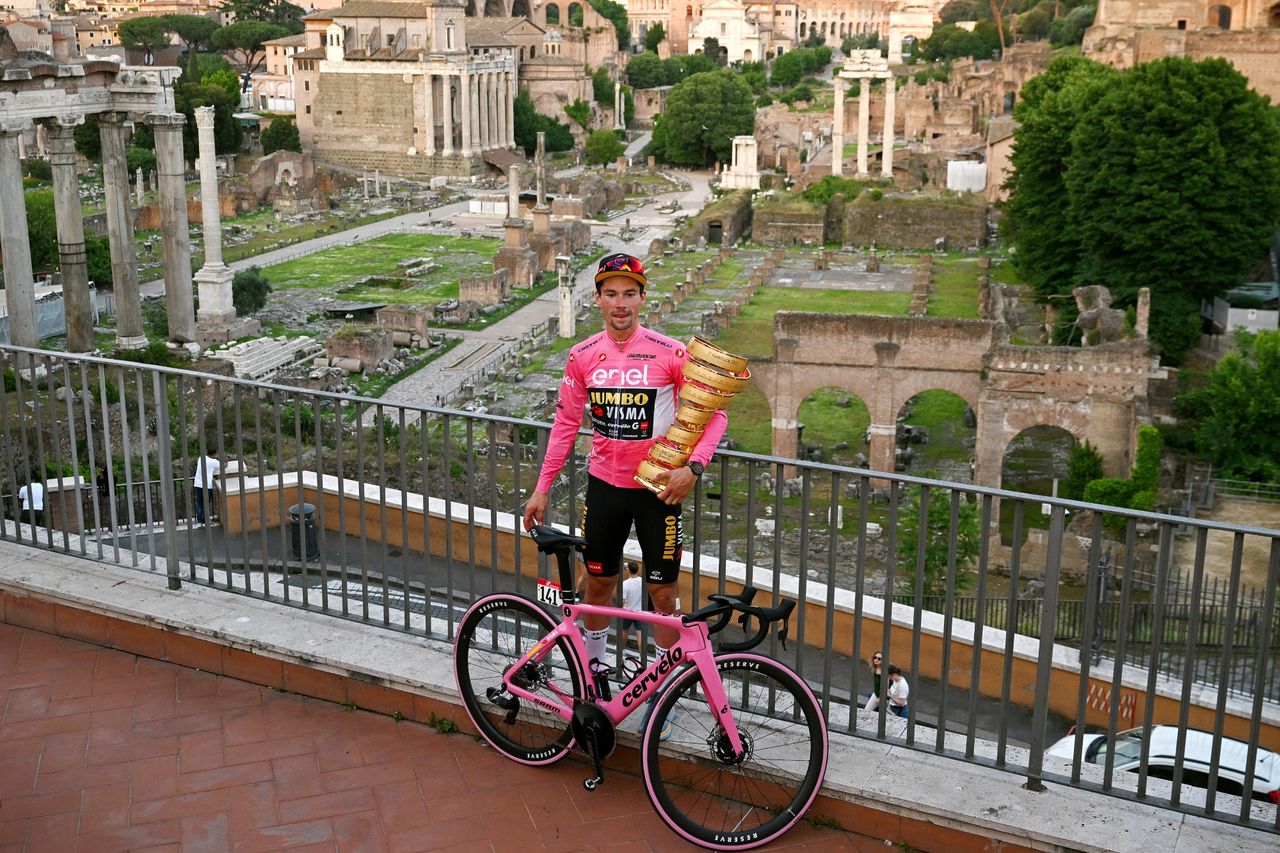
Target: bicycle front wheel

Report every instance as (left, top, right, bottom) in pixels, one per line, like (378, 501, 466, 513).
(641, 653, 828, 850)
(454, 593, 584, 765)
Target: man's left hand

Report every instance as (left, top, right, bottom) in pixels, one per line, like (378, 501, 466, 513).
(654, 465, 698, 505)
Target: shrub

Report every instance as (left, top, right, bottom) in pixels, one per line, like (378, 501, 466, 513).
(22, 160, 52, 181)
(261, 117, 301, 155)
(232, 266, 272, 315)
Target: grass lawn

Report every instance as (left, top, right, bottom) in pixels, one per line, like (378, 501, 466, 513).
(264, 233, 498, 301)
(929, 256, 982, 319)
(719, 287, 910, 359)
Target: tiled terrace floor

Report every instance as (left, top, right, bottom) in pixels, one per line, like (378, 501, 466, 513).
(0, 623, 883, 852)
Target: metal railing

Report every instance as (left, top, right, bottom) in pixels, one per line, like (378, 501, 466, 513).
(0, 343, 1276, 833)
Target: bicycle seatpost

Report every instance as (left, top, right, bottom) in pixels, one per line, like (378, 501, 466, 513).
(552, 546, 578, 605)
(529, 526, 583, 605)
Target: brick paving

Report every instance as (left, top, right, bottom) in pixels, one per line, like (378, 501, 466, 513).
(0, 623, 884, 852)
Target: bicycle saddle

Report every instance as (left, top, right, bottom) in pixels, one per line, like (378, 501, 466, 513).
(528, 525, 586, 554)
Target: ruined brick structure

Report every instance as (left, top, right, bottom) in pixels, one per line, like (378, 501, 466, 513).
(1084, 0, 1280, 100)
(751, 312, 1155, 487)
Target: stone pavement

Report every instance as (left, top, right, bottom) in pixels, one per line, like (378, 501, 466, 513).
(0, 621, 880, 852)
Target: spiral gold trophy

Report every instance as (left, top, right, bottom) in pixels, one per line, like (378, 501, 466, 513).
(634, 338, 750, 494)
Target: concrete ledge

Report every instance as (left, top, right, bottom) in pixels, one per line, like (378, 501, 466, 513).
(0, 539, 1274, 853)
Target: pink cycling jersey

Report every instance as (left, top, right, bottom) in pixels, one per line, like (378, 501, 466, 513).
(535, 325, 728, 493)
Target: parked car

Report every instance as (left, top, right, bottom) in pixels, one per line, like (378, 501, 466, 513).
(1046, 724, 1280, 803)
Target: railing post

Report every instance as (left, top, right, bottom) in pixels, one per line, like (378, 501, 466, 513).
(1025, 504, 1066, 793)
(152, 370, 181, 590)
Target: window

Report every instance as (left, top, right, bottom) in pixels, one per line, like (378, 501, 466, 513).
(304, 80, 310, 90)
(305, 105, 311, 113)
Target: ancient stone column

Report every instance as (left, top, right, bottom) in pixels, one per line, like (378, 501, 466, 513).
(831, 76, 845, 178)
(614, 80, 625, 131)
(477, 74, 488, 150)
(498, 71, 510, 147)
(135, 166, 145, 206)
(489, 74, 500, 148)
(423, 72, 436, 156)
(47, 120, 94, 353)
(460, 67, 473, 155)
(535, 131, 547, 207)
(557, 255, 574, 338)
(882, 77, 896, 179)
(149, 112, 196, 344)
(506, 69, 517, 147)
(443, 76, 455, 155)
(100, 113, 145, 349)
(193, 107, 235, 327)
(856, 77, 871, 177)
(507, 164, 520, 218)
(0, 128, 38, 349)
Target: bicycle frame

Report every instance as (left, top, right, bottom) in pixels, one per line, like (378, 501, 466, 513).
(502, 598, 746, 756)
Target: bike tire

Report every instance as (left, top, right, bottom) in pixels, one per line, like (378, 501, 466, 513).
(641, 653, 828, 850)
(454, 593, 584, 765)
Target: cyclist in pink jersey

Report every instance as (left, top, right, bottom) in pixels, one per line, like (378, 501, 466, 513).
(522, 253, 727, 675)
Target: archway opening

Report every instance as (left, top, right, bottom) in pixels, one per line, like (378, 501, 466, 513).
(568, 2, 584, 26)
(894, 390, 976, 483)
(999, 425, 1076, 544)
(512, 0, 530, 15)
(546, 3, 560, 24)
(795, 388, 871, 469)
(1208, 4, 1232, 27)
(1270, 2, 1280, 26)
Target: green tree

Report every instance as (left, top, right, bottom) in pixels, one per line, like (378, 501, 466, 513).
(73, 114, 101, 160)
(587, 0, 629, 50)
(677, 52, 717, 79)
(841, 33, 885, 55)
(117, 16, 171, 54)
(643, 22, 665, 53)
(1049, 4, 1095, 45)
(939, 0, 980, 23)
(626, 51, 665, 89)
(651, 69, 754, 167)
(211, 20, 290, 72)
(24, 190, 57, 271)
(584, 129, 624, 164)
(591, 66, 613, 103)
(1176, 331, 1280, 481)
(1002, 56, 1117, 304)
(86, 236, 113, 289)
(1064, 57, 1280, 363)
(1083, 425, 1162, 534)
(204, 67, 242, 101)
(261, 116, 300, 154)
(221, 0, 304, 32)
(701, 36, 726, 65)
(770, 50, 808, 87)
(232, 266, 272, 315)
(1063, 439, 1104, 501)
(162, 13, 220, 82)
(896, 485, 981, 597)
(174, 81, 242, 154)
(564, 99, 592, 129)
(512, 90, 574, 156)
(1015, 5, 1052, 40)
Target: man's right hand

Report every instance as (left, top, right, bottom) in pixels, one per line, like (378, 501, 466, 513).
(522, 490, 549, 532)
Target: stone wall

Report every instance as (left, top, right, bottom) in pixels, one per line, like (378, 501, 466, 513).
(677, 189, 753, 247)
(841, 195, 987, 250)
(376, 306, 430, 339)
(752, 203, 825, 245)
(325, 326, 394, 371)
(460, 269, 511, 306)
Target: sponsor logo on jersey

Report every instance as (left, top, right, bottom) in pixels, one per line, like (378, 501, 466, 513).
(589, 364, 651, 386)
(642, 333, 674, 349)
(585, 559, 605, 575)
(588, 387, 656, 440)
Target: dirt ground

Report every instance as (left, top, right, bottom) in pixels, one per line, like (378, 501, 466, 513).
(1172, 498, 1280, 592)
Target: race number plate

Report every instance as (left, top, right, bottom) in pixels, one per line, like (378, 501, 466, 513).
(536, 577, 562, 608)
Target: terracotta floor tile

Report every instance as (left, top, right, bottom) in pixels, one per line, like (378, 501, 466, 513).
(177, 728, 225, 773)
(24, 810, 78, 851)
(225, 781, 281, 832)
(386, 814, 490, 852)
(74, 818, 183, 853)
(36, 728, 89, 773)
(49, 665, 95, 700)
(224, 734, 315, 767)
(372, 779, 432, 830)
(227, 818, 336, 852)
(0, 790, 80, 821)
(220, 704, 268, 746)
(85, 732, 178, 767)
(332, 809, 389, 852)
(180, 760, 274, 794)
(36, 761, 131, 796)
(179, 812, 230, 852)
(128, 755, 182, 802)
(277, 788, 377, 825)
(0, 818, 26, 846)
(270, 753, 326, 801)
(0, 754, 38, 799)
(321, 759, 416, 793)
(3, 685, 51, 722)
(79, 783, 133, 832)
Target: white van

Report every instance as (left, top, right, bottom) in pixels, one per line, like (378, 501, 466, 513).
(1046, 725, 1280, 804)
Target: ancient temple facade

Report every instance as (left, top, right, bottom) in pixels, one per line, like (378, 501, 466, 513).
(294, 0, 518, 178)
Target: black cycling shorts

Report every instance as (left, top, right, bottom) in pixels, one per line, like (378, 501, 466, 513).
(580, 475, 682, 586)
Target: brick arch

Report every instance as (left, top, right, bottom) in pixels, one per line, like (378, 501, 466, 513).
(753, 313, 1152, 487)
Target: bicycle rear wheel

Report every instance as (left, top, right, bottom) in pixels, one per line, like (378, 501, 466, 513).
(641, 653, 828, 850)
(454, 593, 583, 765)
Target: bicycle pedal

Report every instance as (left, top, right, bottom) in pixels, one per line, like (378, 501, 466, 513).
(583, 775, 603, 791)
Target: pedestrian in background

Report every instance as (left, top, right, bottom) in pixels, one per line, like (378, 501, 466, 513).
(18, 473, 44, 528)
(193, 452, 221, 526)
(865, 650, 883, 711)
(619, 561, 643, 652)
(887, 664, 911, 719)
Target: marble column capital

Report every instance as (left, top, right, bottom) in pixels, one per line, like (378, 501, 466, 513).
(0, 121, 33, 136)
(96, 110, 131, 127)
(194, 105, 216, 130)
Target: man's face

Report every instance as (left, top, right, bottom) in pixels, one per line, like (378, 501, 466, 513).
(595, 276, 646, 336)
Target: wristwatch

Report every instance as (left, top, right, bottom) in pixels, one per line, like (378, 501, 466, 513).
(688, 461, 705, 478)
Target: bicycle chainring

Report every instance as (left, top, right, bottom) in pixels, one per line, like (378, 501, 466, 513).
(571, 702, 616, 759)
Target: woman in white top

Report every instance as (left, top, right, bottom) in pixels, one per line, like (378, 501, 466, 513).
(887, 664, 910, 719)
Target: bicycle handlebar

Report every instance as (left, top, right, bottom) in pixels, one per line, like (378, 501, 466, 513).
(685, 587, 795, 653)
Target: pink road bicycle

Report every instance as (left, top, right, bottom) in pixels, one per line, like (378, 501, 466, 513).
(453, 526, 829, 850)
